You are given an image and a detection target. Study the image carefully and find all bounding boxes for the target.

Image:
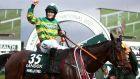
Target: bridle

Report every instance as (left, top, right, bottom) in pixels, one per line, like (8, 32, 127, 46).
(111, 40, 131, 74)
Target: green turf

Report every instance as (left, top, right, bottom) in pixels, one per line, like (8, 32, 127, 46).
(100, 8, 118, 14)
(107, 15, 118, 26)
(0, 72, 5, 79)
(0, 75, 5, 79)
(100, 17, 106, 26)
(125, 23, 140, 41)
(0, 10, 5, 20)
(0, 9, 21, 21)
(0, 20, 21, 39)
(100, 9, 140, 41)
(0, 9, 21, 39)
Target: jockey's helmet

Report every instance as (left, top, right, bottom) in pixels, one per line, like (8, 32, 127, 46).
(45, 3, 58, 14)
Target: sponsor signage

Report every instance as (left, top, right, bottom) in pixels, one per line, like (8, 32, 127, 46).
(0, 40, 21, 54)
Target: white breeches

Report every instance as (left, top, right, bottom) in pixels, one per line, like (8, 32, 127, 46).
(40, 39, 68, 53)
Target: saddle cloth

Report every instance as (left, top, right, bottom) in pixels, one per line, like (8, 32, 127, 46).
(25, 51, 49, 75)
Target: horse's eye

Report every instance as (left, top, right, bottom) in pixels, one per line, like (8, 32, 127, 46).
(123, 48, 126, 50)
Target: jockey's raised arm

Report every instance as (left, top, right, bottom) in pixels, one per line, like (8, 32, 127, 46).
(26, 0, 68, 74)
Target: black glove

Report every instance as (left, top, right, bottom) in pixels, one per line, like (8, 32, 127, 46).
(31, 4, 35, 9)
(58, 31, 65, 37)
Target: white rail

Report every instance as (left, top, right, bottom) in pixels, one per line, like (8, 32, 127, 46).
(0, 17, 21, 24)
(0, 17, 21, 30)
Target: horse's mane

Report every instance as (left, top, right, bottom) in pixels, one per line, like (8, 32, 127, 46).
(83, 40, 111, 53)
(60, 40, 111, 54)
(84, 40, 110, 48)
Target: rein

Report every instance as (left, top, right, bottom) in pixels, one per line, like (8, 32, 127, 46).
(74, 47, 91, 79)
(58, 24, 97, 60)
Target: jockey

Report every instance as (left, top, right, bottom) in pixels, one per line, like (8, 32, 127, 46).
(27, 0, 67, 54)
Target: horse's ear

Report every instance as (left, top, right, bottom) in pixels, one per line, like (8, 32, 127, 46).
(110, 33, 114, 41)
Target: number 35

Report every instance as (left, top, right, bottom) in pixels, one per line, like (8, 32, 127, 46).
(28, 54, 42, 64)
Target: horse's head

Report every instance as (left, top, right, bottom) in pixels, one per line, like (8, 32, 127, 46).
(109, 33, 132, 73)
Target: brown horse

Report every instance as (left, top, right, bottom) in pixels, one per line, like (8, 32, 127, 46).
(0, 34, 132, 79)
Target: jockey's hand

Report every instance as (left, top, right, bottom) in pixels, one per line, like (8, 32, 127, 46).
(58, 31, 65, 37)
(33, 0, 39, 5)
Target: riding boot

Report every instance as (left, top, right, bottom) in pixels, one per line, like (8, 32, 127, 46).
(49, 48, 60, 74)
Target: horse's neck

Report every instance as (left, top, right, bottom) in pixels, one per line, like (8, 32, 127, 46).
(85, 41, 112, 62)
(83, 41, 112, 73)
